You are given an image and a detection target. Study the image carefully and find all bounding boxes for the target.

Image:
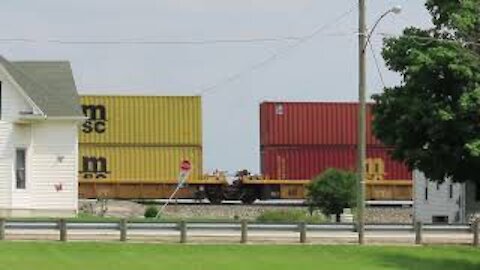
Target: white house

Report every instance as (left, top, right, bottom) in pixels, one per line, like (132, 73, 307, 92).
(0, 56, 84, 217)
(413, 171, 465, 224)
(414, 170, 480, 224)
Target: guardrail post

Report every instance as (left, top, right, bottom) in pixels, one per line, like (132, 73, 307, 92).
(120, 219, 128, 242)
(179, 220, 187, 243)
(299, 222, 307, 243)
(240, 220, 248, 244)
(473, 219, 479, 247)
(58, 219, 67, 242)
(0, 218, 5, 240)
(415, 221, 423, 245)
(352, 222, 358, 233)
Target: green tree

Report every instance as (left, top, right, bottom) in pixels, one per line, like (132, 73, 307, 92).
(307, 169, 357, 219)
(373, 0, 480, 183)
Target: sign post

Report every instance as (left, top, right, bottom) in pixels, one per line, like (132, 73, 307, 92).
(156, 160, 192, 218)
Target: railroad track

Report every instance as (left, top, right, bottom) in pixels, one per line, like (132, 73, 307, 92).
(133, 199, 413, 208)
(136, 199, 307, 207)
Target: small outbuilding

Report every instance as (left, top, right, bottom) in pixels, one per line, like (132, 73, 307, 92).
(413, 171, 465, 224)
(414, 170, 480, 224)
(0, 56, 84, 217)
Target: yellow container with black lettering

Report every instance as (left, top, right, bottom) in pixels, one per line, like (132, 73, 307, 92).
(79, 96, 202, 146)
(79, 145, 202, 183)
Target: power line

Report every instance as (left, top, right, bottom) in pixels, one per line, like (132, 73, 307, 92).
(197, 3, 358, 95)
(0, 32, 354, 46)
(376, 32, 480, 47)
(367, 40, 387, 88)
(366, 32, 480, 89)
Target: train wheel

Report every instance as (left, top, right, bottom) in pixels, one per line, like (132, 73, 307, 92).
(240, 195, 256, 205)
(240, 188, 258, 204)
(207, 195, 224, 205)
(205, 186, 224, 204)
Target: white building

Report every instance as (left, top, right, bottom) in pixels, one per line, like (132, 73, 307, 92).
(413, 171, 465, 224)
(0, 56, 84, 217)
(414, 170, 480, 224)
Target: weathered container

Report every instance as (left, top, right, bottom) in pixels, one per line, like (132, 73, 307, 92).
(79, 182, 199, 199)
(79, 145, 202, 183)
(366, 181, 413, 201)
(275, 181, 412, 201)
(260, 145, 411, 181)
(260, 102, 381, 146)
(79, 96, 202, 146)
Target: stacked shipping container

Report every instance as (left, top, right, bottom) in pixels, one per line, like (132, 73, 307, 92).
(260, 102, 412, 182)
(260, 102, 380, 146)
(79, 96, 202, 146)
(261, 146, 411, 180)
(78, 96, 203, 198)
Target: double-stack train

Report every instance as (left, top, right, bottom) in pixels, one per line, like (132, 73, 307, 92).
(78, 96, 412, 204)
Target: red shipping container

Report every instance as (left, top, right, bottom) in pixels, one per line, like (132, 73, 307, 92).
(260, 145, 412, 181)
(260, 102, 382, 146)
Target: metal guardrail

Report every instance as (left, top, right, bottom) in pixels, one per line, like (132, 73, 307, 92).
(0, 221, 476, 232)
(0, 218, 478, 246)
(2, 221, 413, 231)
(423, 224, 472, 232)
(0, 220, 476, 232)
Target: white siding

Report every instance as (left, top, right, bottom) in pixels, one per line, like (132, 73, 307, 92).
(414, 171, 465, 224)
(0, 67, 78, 217)
(0, 121, 13, 208)
(0, 68, 33, 120)
(0, 70, 33, 209)
(30, 121, 78, 212)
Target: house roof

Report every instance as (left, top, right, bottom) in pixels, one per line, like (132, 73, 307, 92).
(0, 56, 83, 118)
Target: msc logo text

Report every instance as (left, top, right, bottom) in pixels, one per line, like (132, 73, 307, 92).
(82, 104, 107, 134)
(79, 156, 111, 179)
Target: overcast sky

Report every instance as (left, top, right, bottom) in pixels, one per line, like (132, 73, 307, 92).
(1, 0, 432, 173)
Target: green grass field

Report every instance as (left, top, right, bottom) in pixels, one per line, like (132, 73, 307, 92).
(0, 242, 479, 270)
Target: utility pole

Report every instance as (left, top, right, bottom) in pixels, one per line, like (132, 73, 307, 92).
(357, 0, 367, 245)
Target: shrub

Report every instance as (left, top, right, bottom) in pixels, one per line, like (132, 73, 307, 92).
(307, 168, 357, 219)
(256, 209, 324, 223)
(144, 206, 159, 218)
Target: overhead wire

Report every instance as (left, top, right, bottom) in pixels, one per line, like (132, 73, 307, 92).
(365, 31, 480, 90)
(367, 40, 387, 89)
(13, 31, 462, 47)
(197, 3, 359, 96)
(376, 32, 480, 47)
(0, 32, 355, 46)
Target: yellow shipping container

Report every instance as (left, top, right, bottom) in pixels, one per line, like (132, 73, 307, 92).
(79, 96, 202, 145)
(79, 145, 202, 183)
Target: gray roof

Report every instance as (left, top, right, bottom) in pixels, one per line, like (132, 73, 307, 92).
(0, 56, 83, 117)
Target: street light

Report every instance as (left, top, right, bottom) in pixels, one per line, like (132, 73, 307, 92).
(365, 6, 403, 51)
(391, 5, 403, 15)
(357, 2, 402, 245)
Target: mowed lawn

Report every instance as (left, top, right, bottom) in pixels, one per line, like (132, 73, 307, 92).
(1, 242, 479, 270)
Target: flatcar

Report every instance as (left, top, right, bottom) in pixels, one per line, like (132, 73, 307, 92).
(78, 96, 412, 203)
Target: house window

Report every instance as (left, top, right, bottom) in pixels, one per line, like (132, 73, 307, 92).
(449, 184, 453, 199)
(432, 216, 449, 224)
(15, 148, 26, 189)
(425, 186, 428, 201)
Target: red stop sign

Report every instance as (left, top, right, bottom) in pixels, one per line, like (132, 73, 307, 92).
(180, 160, 191, 172)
